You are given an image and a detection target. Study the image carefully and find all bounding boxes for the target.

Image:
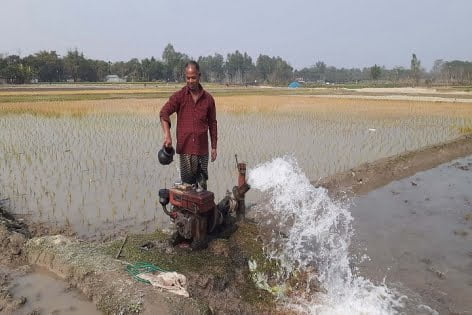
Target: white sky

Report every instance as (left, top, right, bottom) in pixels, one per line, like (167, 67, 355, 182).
(1, 0, 471, 69)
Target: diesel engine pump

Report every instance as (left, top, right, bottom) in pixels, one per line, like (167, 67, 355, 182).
(158, 156, 249, 250)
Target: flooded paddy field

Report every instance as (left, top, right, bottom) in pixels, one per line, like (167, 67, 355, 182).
(1, 93, 472, 238)
(351, 155, 472, 314)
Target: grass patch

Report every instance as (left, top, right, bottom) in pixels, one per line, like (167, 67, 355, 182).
(0, 91, 173, 103)
(104, 229, 228, 275)
(459, 126, 472, 134)
(103, 224, 277, 310)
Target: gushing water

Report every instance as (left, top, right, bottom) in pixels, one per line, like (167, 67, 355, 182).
(248, 156, 405, 314)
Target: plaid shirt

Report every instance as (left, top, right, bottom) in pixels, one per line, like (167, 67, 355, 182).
(159, 85, 217, 155)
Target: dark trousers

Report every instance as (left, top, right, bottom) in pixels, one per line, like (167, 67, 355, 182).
(179, 154, 209, 190)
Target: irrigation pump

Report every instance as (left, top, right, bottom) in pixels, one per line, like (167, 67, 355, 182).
(158, 156, 249, 250)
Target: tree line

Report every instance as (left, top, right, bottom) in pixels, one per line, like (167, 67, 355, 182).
(0, 44, 471, 85)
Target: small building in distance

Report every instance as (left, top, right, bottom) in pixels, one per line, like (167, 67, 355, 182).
(105, 75, 126, 83)
(288, 81, 301, 88)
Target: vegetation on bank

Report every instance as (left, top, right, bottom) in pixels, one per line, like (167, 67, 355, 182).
(104, 223, 278, 311)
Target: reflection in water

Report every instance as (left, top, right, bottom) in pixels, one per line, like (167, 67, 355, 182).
(0, 110, 468, 238)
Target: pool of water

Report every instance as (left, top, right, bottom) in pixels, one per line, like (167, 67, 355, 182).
(351, 155, 472, 314)
(9, 267, 101, 315)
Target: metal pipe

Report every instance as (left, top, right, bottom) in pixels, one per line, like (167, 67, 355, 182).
(236, 162, 249, 220)
(161, 204, 172, 216)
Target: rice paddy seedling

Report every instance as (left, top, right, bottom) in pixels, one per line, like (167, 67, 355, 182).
(1, 95, 472, 237)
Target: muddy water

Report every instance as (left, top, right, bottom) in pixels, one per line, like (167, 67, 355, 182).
(9, 267, 101, 315)
(351, 156, 472, 314)
(0, 110, 470, 238)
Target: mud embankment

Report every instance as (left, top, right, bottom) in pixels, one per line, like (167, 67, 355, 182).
(317, 134, 472, 196)
(0, 204, 30, 313)
(0, 201, 276, 314)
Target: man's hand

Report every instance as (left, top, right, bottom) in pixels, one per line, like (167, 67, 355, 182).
(161, 119, 173, 148)
(164, 135, 172, 148)
(211, 148, 217, 162)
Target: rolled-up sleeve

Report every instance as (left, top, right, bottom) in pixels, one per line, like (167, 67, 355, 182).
(208, 96, 218, 150)
(159, 92, 181, 128)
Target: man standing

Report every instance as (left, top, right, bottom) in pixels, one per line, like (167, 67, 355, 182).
(159, 61, 217, 190)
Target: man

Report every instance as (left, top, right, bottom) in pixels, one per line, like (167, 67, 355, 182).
(159, 61, 217, 190)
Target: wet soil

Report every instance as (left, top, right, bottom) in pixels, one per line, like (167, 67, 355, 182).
(316, 134, 472, 198)
(351, 156, 472, 314)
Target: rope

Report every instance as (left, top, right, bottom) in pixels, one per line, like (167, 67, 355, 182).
(125, 262, 170, 284)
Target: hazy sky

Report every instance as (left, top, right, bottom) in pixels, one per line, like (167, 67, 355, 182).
(2, 0, 471, 70)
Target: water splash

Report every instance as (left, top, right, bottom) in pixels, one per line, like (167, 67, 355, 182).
(248, 156, 405, 314)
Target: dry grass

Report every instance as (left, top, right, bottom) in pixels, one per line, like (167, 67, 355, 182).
(0, 99, 165, 117)
(2, 95, 472, 119)
(215, 95, 472, 118)
(2, 84, 472, 104)
(459, 127, 472, 134)
(0, 88, 165, 96)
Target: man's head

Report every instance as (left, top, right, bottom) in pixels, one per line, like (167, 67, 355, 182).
(185, 61, 201, 91)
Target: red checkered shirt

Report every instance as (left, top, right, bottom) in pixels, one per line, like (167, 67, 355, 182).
(159, 85, 217, 155)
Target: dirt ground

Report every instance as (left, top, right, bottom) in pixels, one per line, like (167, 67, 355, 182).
(316, 134, 472, 198)
(1, 133, 472, 314)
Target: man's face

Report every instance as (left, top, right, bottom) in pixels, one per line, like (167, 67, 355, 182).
(185, 66, 200, 91)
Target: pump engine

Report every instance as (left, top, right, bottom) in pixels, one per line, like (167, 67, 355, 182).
(159, 160, 249, 250)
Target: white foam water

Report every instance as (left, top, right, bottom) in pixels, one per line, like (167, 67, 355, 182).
(248, 156, 405, 314)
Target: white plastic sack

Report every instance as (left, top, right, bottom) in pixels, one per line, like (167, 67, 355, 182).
(138, 271, 189, 297)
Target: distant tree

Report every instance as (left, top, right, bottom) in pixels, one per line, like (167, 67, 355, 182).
(64, 49, 84, 82)
(431, 59, 444, 75)
(125, 58, 142, 82)
(370, 64, 381, 80)
(141, 57, 165, 81)
(4, 45, 472, 86)
(295, 61, 330, 82)
(162, 44, 189, 82)
(78, 58, 98, 82)
(410, 53, 421, 85)
(314, 61, 327, 81)
(63, 50, 103, 82)
(268, 57, 293, 84)
(94, 60, 110, 81)
(443, 60, 472, 85)
(110, 61, 127, 78)
(225, 51, 255, 84)
(430, 59, 445, 83)
(27, 51, 63, 82)
(0, 55, 34, 84)
(198, 54, 224, 82)
(256, 54, 273, 83)
(382, 66, 410, 83)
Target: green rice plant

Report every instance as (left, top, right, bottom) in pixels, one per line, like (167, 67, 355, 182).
(1, 97, 471, 238)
